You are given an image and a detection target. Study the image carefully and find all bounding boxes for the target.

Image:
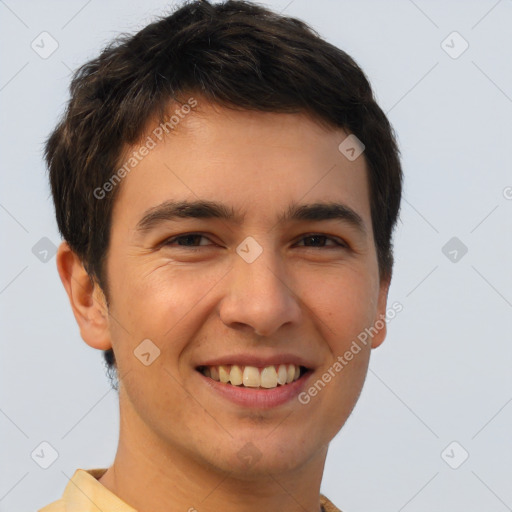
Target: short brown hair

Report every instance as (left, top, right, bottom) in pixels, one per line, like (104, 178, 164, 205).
(45, 0, 403, 380)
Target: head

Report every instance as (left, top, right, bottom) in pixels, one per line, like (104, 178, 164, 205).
(47, 0, 402, 477)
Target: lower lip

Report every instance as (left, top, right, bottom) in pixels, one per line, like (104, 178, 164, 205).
(197, 370, 313, 409)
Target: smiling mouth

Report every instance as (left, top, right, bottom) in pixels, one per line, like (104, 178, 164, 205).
(196, 364, 310, 389)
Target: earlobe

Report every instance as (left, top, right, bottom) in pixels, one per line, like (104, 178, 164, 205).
(56, 242, 112, 351)
(371, 277, 391, 349)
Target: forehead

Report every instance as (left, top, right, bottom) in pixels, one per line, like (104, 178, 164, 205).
(111, 101, 372, 231)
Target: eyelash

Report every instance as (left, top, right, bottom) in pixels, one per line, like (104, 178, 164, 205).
(162, 233, 347, 250)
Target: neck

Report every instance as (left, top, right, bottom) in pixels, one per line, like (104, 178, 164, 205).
(99, 388, 328, 512)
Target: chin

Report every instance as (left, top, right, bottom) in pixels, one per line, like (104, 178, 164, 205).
(201, 433, 321, 479)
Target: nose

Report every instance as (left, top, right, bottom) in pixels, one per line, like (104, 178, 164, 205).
(219, 247, 302, 337)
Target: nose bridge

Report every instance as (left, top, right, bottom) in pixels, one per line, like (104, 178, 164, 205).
(219, 239, 301, 336)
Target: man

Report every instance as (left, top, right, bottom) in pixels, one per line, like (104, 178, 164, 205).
(39, 1, 402, 511)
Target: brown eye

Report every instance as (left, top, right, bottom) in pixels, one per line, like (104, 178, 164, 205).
(163, 233, 213, 248)
(296, 234, 346, 248)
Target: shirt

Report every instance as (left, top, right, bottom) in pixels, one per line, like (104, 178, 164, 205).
(38, 468, 342, 512)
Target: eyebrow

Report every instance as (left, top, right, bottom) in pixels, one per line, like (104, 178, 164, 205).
(135, 199, 367, 236)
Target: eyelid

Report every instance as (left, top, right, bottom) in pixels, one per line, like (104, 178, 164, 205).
(294, 233, 348, 248)
(162, 232, 348, 249)
(162, 233, 215, 248)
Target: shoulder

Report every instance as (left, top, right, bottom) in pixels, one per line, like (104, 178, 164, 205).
(37, 467, 109, 512)
(38, 499, 65, 512)
(320, 493, 344, 512)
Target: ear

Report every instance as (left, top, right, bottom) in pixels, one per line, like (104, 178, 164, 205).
(56, 241, 112, 351)
(371, 275, 391, 349)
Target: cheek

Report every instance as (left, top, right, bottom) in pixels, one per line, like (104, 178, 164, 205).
(108, 261, 226, 352)
(301, 266, 379, 348)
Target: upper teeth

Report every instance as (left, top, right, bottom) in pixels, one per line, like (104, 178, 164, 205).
(200, 364, 301, 388)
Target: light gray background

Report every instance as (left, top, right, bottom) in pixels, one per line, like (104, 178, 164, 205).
(1, 0, 511, 511)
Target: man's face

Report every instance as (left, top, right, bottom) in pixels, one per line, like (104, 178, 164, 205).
(103, 100, 389, 476)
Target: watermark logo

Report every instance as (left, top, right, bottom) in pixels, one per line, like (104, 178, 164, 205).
(31, 441, 59, 469)
(31, 31, 59, 59)
(236, 236, 263, 263)
(32, 237, 57, 263)
(338, 134, 365, 161)
(441, 441, 469, 469)
(442, 236, 468, 263)
(441, 31, 469, 60)
(237, 441, 262, 468)
(134, 338, 161, 366)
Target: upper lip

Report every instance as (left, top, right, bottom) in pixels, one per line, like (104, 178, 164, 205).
(196, 354, 316, 370)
